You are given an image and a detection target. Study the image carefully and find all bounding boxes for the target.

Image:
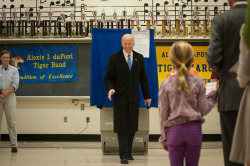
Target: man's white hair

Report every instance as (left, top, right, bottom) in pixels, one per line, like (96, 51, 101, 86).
(121, 34, 135, 43)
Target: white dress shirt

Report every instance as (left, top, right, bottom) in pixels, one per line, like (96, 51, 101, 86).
(123, 50, 133, 65)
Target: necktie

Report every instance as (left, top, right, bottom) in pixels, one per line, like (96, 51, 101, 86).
(128, 54, 132, 70)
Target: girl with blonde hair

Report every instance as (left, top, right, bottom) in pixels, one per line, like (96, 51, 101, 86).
(158, 41, 217, 166)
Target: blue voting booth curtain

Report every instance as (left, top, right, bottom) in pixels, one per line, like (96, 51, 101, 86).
(90, 28, 158, 108)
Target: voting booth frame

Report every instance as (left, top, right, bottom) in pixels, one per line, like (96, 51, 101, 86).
(100, 107, 149, 154)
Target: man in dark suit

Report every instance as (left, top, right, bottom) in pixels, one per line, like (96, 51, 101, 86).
(206, 0, 247, 166)
(104, 34, 151, 164)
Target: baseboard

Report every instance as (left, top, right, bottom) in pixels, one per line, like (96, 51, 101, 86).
(1, 134, 101, 142)
(1, 134, 221, 142)
(202, 134, 222, 141)
(150, 134, 221, 142)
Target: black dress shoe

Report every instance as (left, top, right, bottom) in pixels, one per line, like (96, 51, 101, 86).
(120, 158, 128, 164)
(11, 147, 18, 153)
(127, 156, 134, 160)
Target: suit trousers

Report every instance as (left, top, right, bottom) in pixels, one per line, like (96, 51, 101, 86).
(0, 93, 18, 147)
(167, 121, 202, 166)
(117, 132, 135, 159)
(220, 111, 244, 166)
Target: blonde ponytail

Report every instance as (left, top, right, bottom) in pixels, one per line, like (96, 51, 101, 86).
(169, 41, 195, 93)
(176, 64, 189, 92)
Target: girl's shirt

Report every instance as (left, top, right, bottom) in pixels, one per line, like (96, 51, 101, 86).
(158, 74, 217, 146)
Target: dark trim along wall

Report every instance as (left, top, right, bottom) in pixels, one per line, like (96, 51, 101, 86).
(1, 134, 221, 142)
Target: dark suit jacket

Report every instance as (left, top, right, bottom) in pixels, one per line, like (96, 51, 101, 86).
(104, 50, 151, 134)
(206, 4, 247, 112)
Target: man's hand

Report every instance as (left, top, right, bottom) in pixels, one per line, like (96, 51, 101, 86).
(236, 76, 239, 82)
(163, 144, 168, 151)
(108, 89, 116, 101)
(144, 98, 151, 107)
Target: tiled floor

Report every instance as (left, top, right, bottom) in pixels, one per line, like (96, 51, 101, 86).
(0, 141, 223, 166)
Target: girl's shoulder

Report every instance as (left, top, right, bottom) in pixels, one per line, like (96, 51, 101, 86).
(188, 74, 205, 86)
(160, 75, 178, 90)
